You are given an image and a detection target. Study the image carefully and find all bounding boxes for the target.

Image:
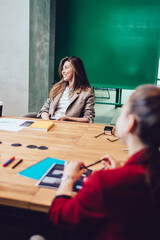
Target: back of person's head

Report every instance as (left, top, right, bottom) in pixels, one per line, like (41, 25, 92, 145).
(59, 56, 90, 90)
(127, 84, 160, 149)
(127, 84, 160, 200)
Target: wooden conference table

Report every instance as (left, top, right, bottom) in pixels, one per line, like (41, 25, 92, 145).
(0, 118, 128, 213)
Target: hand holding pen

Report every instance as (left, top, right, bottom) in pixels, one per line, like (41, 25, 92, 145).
(62, 161, 86, 183)
(82, 155, 116, 170)
(99, 154, 116, 170)
(61, 156, 116, 184)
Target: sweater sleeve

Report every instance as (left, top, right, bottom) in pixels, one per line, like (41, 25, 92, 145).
(49, 171, 106, 228)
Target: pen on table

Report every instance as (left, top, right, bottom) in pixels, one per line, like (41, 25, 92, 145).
(94, 132, 105, 138)
(2, 156, 15, 167)
(12, 159, 23, 169)
(121, 148, 129, 151)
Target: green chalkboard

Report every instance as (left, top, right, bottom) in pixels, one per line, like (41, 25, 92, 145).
(54, 0, 160, 89)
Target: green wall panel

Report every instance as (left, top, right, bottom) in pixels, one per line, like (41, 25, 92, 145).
(55, 0, 160, 89)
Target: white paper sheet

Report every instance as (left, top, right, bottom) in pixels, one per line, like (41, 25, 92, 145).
(0, 118, 27, 132)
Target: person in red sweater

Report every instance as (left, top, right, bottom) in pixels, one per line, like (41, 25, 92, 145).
(49, 84, 160, 240)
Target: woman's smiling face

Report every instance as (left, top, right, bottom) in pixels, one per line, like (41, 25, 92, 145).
(62, 61, 74, 82)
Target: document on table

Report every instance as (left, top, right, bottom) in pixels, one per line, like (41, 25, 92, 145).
(19, 157, 65, 180)
(37, 163, 92, 192)
(0, 118, 27, 132)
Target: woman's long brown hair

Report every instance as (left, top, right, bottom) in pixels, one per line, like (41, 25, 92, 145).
(49, 56, 91, 99)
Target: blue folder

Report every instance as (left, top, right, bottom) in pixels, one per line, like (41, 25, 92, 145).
(19, 157, 65, 180)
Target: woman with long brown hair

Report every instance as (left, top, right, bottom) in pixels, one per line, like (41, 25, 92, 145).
(49, 84, 160, 240)
(37, 56, 95, 123)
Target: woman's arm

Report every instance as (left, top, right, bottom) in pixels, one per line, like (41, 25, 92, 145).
(37, 98, 51, 119)
(56, 161, 86, 196)
(57, 116, 88, 123)
(49, 163, 106, 228)
(83, 88, 95, 123)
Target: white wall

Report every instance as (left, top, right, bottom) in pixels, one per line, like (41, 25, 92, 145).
(0, 0, 29, 116)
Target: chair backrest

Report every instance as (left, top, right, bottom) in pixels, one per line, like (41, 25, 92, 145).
(21, 112, 37, 118)
(0, 101, 3, 117)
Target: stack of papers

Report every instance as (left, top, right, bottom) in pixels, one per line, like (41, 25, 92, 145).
(0, 118, 27, 132)
(0, 118, 54, 132)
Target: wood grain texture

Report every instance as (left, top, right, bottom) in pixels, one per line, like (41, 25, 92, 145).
(0, 118, 128, 212)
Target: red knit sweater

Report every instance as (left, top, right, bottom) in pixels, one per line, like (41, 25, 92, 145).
(49, 149, 160, 240)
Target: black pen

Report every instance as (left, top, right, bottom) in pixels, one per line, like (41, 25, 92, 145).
(81, 160, 103, 169)
(12, 159, 23, 169)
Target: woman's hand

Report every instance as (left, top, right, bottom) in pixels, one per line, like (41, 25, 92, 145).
(100, 154, 117, 170)
(56, 161, 86, 196)
(41, 112, 50, 120)
(57, 116, 68, 121)
(63, 161, 86, 183)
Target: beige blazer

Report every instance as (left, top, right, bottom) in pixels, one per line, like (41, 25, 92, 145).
(37, 87, 95, 123)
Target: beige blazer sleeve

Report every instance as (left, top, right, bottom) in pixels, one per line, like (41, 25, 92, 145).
(37, 98, 51, 118)
(37, 91, 63, 118)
